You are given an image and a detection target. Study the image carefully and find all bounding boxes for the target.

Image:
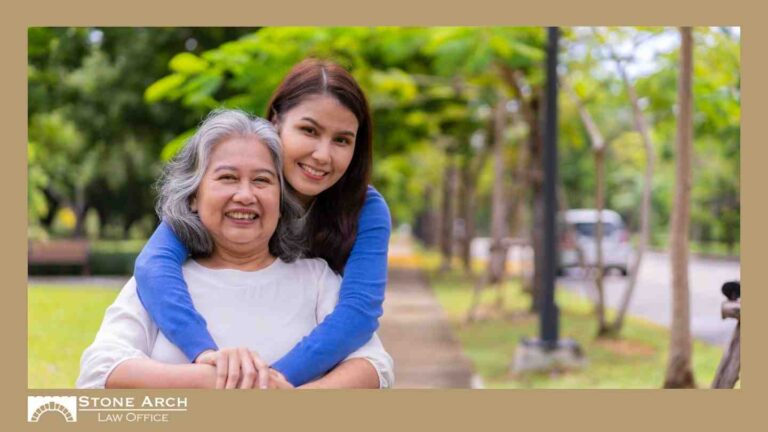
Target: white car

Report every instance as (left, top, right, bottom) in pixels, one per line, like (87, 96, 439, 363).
(559, 209, 633, 276)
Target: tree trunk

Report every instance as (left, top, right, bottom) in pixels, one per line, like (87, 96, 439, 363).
(467, 96, 511, 321)
(459, 144, 491, 276)
(439, 152, 457, 273)
(458, 160, 473, 274)
(594, 148, 609, 335)
(499, 66, 545, 312)
(488, 98, 510, 284)
(488, 97, 511, 307)
(664, 26, 696, 389)
(413, 186, 437, 247)
(73, 184, 88, 238)
(507, 119, 530, 289)
(561, 73, 611, 334)
(611, 106, 655, 332)
(603, 30, 657, 336)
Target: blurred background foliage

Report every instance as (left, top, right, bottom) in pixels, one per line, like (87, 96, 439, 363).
(28, 27, 740, 271)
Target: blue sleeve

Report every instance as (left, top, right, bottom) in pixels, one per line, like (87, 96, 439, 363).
(134, 220, 218, 361)
(271, 186, 391, 386)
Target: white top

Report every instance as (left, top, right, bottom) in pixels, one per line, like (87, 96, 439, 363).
(77, 257, 394, 389)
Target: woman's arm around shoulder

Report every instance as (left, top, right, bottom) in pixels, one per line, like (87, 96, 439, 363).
(302, 255, 393, 389)
(133, 220, 218, 361)
(270, 186, 391, 386)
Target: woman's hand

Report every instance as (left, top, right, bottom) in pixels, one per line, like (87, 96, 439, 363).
(267, 368, 294, 389)
(195, 348, 270, 389)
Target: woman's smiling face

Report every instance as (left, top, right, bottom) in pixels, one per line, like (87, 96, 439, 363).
(192, 136, 281, 257)
(276, 94, 358, 205)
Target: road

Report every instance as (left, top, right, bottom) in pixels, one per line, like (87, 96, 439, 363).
(556, 251, 740, 347)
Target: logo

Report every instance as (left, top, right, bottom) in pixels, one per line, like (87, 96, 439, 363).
(28, 396, 77, 423)
(27, 395, 188, 424)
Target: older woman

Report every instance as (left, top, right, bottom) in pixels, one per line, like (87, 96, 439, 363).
(77, 110, 393, 389)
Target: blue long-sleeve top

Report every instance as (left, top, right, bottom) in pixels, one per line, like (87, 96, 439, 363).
(134, 186, 391, 386)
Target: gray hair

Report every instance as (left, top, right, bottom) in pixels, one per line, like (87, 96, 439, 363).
(156, 109, 306, 261)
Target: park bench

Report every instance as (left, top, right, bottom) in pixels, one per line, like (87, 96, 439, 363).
(28, 239, 91, 275)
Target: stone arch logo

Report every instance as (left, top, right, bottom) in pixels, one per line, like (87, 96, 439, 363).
(27, 396, 77, 423)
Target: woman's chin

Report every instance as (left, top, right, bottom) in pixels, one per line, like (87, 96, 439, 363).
(291, 181, 327, 202)
(216, 233, 265, 249)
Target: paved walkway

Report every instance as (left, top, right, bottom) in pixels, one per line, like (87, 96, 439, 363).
(378, 267, 476, 388)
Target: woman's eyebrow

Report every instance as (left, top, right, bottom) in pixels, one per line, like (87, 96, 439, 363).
(213, 165, 276, 177)
(301, 117, 356, 138)
(251, 168, 277, 177)
(213, 165, 237, 173)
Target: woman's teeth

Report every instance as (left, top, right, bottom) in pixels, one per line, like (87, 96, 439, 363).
(226, 212, 257, 220)
(300, 164, 326, 177)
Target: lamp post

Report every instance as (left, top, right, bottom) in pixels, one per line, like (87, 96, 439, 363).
(512, 26, 585, 373)
(541, 26, 560, 348)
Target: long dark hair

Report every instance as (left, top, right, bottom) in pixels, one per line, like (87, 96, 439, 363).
(266, 59, 373, 273)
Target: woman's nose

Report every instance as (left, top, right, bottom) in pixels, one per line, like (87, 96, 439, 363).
(311, 140, 332, 165)
(233, 181, 257, 204)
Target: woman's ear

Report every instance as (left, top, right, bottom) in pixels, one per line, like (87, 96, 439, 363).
(190, 196, 198, 213)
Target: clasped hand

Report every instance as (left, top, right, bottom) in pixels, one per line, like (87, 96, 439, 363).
(195, 348, 293, 389)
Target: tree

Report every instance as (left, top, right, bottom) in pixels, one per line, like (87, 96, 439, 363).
(145, 27, 546, 278)
(28, 27, 257, 238)
(560, 73, 610, 335)
(601, 28, 658, 334)
(664, 26, 696, 389)
(27, 141, 49, 240)
(438, 149, 458, 272)
(456, 132, 492, 274)
(467, 94, 511, 321)
(499, 66, 546, 312)
(564, 27, 662, 335)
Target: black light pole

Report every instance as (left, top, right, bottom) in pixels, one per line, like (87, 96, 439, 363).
(513, 27, 583, 372)
(540, 26, 560, 349)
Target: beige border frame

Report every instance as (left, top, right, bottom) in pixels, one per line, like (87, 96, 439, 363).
(6, 1, 758, 430)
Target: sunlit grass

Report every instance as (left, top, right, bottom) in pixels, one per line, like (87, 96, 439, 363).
(28, 285, 119, 388)
(427, 268, 727, 389)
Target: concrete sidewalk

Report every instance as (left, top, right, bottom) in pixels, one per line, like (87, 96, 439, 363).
(378, 268, 476, 389)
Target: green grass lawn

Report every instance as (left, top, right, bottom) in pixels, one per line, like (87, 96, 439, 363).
(428, 270, 728, 389)
(28, 285, 119, 388)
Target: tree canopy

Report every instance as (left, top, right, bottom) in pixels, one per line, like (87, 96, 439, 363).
(28, 27, 740, 253)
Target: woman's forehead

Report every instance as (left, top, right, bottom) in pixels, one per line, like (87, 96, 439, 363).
(286, 95, 357, 126)
(209, 137, 276, 171)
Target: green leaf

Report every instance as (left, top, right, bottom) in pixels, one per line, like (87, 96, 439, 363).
(179, 73, 223, 108)
(160, 130, 196, 162)
(169, 52, 210, 74)
(144, 73, 186, 103)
